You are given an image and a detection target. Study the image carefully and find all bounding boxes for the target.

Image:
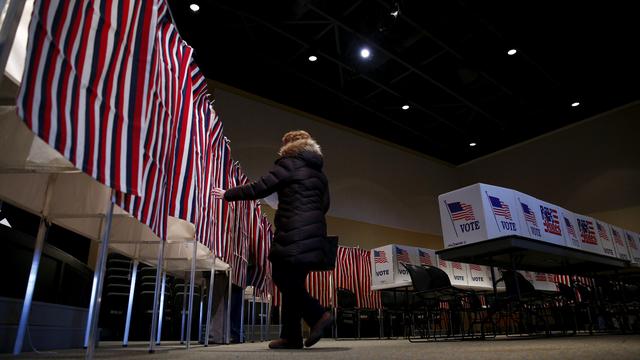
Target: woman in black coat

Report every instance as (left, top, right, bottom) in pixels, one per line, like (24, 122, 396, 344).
(212, 130, 333, 349)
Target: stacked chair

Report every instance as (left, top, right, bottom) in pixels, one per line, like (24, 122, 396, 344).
(172, 278, 202, 342)
(99, 253, 134, 340)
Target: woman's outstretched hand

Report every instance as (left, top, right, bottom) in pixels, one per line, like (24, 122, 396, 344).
(211, 188, 226, 199)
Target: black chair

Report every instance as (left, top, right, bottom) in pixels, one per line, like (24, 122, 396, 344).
(380, 291, 409, 338)
(498, 270, 554, 336)
(403, 264, 474, 340)
(335, 288, 359, 338)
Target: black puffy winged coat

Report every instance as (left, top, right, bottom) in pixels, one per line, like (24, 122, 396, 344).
(223, 138, 330, 268)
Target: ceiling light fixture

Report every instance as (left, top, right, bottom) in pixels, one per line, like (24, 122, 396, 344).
(190, 3, 200, 12)
(390, 2, 400, 18)
(507, 49, 517, 55)
(308, 55, 318, 62)
(469, 142, 477, 147)
(401, 105, 410, 110)
(360, 48, 371, 59)
(571, 101, 580, 107)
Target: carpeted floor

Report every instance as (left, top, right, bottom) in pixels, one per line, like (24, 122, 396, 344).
(4, 335, 640, 359)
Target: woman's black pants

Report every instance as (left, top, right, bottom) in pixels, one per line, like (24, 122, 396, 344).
(272, 263, 325, 341)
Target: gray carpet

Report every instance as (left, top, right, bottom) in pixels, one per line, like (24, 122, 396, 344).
(5, 335, 640, 360)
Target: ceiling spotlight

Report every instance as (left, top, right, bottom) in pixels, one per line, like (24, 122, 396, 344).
(507, 49, 517, 55)
(360, 48, 371, 59)
(469, 142, 477, 147)
(571, 101, 580, 107)
(308, 55, 318, 62)
(190, 3, 200, 12)
(401, 104, 410, 110)
(390, 2, 400, 18)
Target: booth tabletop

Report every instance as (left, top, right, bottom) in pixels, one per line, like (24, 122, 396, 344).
(436, 236, 630, 274)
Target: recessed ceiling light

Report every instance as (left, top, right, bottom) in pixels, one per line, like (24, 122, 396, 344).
(190, 3, 200, 12)
(571, 102, 580, 107)
(308, 55, 318, 62)
(507, 49, 517, 55)
(360, 48, 371, 59)
(401, 104, 410, 110)
(469, 142, 477, 147)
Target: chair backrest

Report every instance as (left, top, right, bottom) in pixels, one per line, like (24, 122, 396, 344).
(557, 283, 576, 301)
(424, 266, 453, 289)
(500, 270, 536, 296)
(337, 288, 357, 309)
(380, 290, 409, 309)
(403, 263, 455, 292)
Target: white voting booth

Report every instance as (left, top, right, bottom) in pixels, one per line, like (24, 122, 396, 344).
(624, 231, 640, 263)
(438, 184, 521, 248)
(610, 225, 632, 261)
(559, 208, 582, 250)
(593, 219, 617, 258)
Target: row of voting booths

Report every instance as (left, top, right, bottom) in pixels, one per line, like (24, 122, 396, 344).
(0, 0, 275, 355)
(370, 244, 561, 293)
(367, 183, 640, 339)
(0, 108, 236, 353)
(437, 183, 640, 263)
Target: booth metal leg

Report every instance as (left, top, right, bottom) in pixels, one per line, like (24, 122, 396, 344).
(251, 290, 256, 342)
(225, 269, 232, 344)
(156, 271, 166, 345)
(266, 297, 273, 341)
(148, 240, 165, 353)
(12, 173, 53, 356)
(260, 300, 265, 342)
(123, 260, 139, 347)
(378, 308, 383, 339)
(186, 240, 197, 349)
(239, 289, 246, 343)
(198, 289, 204, 343)
(180, 271, 188, 344)
(85, 192, 115, 360)
(204, 261, 216, 347)
(279, 305, 283, 337)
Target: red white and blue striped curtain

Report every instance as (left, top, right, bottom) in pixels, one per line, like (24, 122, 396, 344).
(17, 0, 280, 292)
(18, 0, 159, 196)
(354, 248, 382, 309)
(247, 205, 272, 293)
(335, 247, 360, 305)
(115, 4, 193, 238)
(306, 271, 333, 308)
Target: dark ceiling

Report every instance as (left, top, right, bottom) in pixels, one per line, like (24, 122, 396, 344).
(168, 0, 640, 165)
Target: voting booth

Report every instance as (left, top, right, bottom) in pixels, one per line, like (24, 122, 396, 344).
(610, 225, 632, 261)
(560, 208, 582, 250)
(593, 219, 617, 258)
(371, 244, 422, 290)
(575, 214, 606, 256)
(624, 230, 640, 263)
(438, 183, 521, 249)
